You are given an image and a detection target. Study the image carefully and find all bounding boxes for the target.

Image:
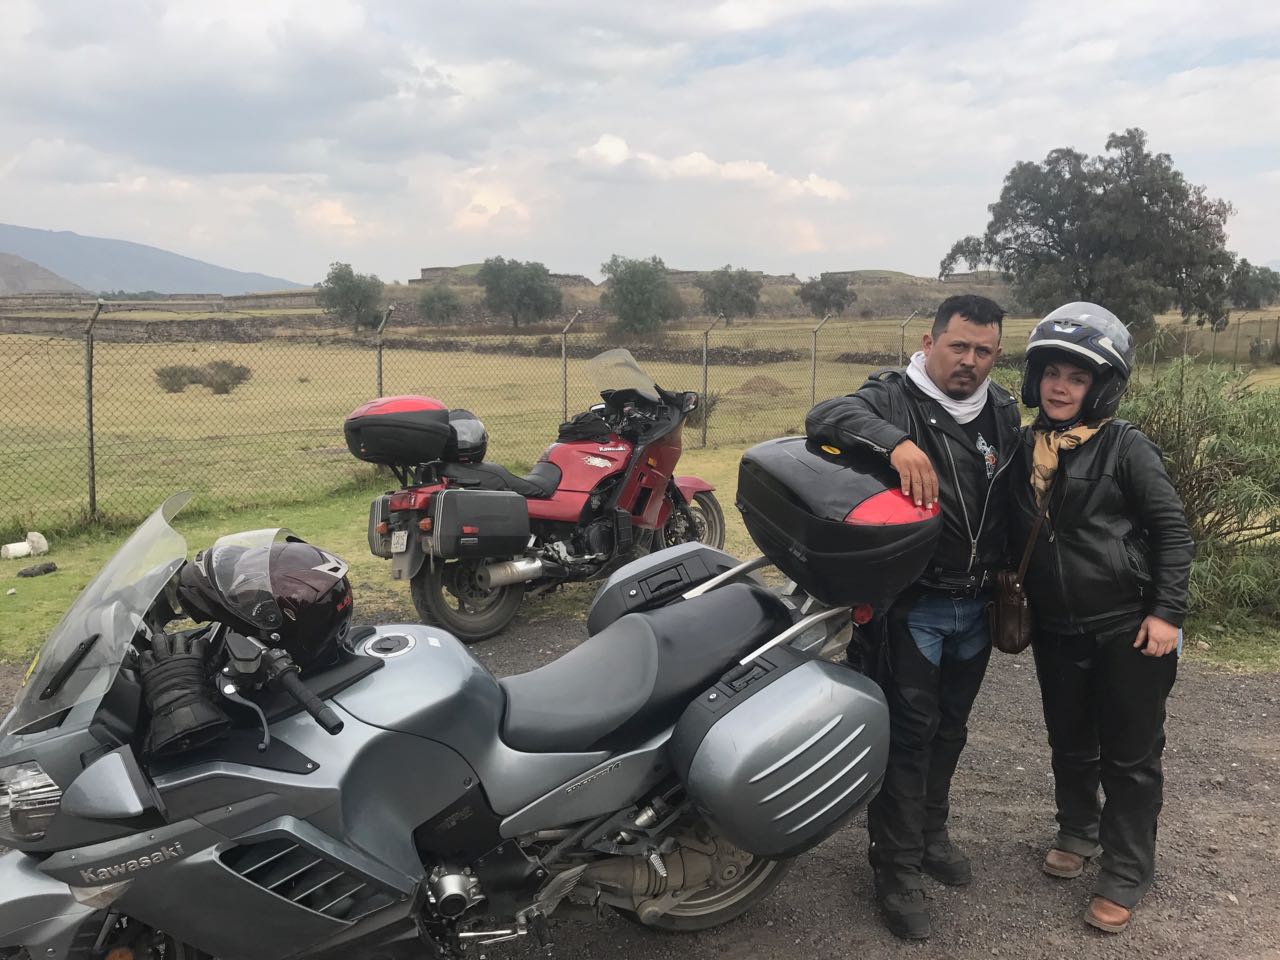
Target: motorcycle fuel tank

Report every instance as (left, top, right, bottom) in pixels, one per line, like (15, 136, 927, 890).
(525, 439, 632, 524)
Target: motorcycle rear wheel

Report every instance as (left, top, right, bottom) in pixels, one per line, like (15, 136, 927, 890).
(411, 559, 524, 643)
(615, 855, 793, 932)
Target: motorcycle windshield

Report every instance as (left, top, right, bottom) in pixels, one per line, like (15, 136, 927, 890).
(1, 492, 192, 737)
(587, 348, 662, 403)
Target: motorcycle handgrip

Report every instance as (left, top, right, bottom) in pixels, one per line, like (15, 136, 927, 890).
(279, 669, 344, 735)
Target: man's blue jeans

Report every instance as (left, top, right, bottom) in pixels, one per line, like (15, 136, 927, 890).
(906, 593, 991, 665)
(867, 590, 993, 878)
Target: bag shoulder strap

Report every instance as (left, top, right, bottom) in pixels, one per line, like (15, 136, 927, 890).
(1016, 477, 1056, 583)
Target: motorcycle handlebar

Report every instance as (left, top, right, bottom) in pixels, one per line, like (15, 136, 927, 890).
(277, 667, 344, 736)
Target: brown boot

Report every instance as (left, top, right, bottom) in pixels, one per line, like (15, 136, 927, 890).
(1085, 896, 1132, 933)
(1042, 848, 1086, 879)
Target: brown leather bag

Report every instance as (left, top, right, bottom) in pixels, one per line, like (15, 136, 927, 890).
(987, 489, 1052, 655)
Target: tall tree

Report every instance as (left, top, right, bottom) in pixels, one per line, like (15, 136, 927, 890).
(600, 255, 685, 334)
(1228, 259, 1280, 310)
(476, 257, 562, 328)
(693, 265, 763, 326)
(417, 283, 465, 325)
(795, 273, 855, 318)
(939, 129, 1235, 330)
(317, 262, 384, 332)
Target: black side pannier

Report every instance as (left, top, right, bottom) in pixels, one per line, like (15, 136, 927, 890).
(736, 437, 941, 608)
(344, 396, 451, 466)
(432, 489, 530, 560)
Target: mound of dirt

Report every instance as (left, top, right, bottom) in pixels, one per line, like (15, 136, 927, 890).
(729, 375, 794, 397)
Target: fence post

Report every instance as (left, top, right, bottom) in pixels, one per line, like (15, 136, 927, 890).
(84, 299, 104, 520)
(898, 310, 919, 366)
(375, 305, 394, 397)
(811, 313, 832, 409)
(561, 310, 582, 423)
(702, 313, 723, 448)
(1233, 315, 1243, 371)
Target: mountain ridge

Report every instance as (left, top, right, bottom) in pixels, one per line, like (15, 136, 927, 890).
(0, 223, 305, 295)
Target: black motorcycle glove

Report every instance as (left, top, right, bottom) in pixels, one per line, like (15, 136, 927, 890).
(140, 631, 230, 758)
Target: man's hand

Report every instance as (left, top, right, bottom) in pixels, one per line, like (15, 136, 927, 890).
(889, 440, 938, 509)
(1134, 615, 1179, 657)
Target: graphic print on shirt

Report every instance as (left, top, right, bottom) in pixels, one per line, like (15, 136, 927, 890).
(975, 433, 998, 480)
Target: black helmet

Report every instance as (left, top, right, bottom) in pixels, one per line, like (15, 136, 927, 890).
(1021, 302, 1134, 421)
(178, 530, 353, 670)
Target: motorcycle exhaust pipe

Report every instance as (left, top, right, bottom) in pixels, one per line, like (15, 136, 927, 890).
(477, 557, 544, 590)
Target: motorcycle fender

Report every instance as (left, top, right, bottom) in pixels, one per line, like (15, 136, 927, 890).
(390, 531, 428, 582)
(0, 850, 99, 960)
(674, 475, 716, 500)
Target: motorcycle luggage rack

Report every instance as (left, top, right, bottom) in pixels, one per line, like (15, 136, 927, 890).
(680, 554, 770, 600)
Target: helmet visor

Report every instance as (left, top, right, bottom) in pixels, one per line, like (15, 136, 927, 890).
(205, 528, 296, 633)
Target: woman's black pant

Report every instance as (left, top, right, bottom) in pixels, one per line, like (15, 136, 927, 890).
(1032, 616, 1178, 908)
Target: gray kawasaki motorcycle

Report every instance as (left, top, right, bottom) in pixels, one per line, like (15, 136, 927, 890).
(0, 438, 939, 960)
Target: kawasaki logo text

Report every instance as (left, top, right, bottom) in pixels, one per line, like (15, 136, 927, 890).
(78, 841, 186, 884)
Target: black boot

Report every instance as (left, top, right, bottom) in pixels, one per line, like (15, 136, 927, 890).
(874, 870, 931, 940)
(922, 832, 972, 886)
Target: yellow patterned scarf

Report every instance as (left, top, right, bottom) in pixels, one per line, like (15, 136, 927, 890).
(1031, 420, 1110, 507)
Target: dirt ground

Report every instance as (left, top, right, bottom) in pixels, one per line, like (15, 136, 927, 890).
(2, 607, 1277, 960)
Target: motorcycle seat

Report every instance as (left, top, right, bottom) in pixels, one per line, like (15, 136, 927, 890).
(440, 460, 562, 499)
(498, 583, 793, 753)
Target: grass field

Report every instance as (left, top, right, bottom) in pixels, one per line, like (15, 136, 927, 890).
(0, 320, 933, 538)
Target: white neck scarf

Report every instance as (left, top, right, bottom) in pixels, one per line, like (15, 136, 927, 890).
(905, 350, 990, 425)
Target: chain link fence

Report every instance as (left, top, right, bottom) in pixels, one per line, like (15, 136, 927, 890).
(15, 307, 1275, 539)
(2, 309, 940, 538)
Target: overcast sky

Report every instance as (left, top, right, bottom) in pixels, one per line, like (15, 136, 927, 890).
(2, 0, 1277, 284)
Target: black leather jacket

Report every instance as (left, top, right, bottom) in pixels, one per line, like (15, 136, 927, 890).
(1010, 419, 1194, 633)
(806, 369, 1021, 589)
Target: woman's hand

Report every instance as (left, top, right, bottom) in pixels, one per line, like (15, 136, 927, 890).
(1134, 615, 1179, 657)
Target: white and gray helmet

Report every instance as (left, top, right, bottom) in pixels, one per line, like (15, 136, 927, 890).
(1022, 302, 1134, 420)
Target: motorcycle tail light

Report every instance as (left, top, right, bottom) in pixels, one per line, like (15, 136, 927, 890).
(0, 761, 62, 842)
(418, 518, 433, 533)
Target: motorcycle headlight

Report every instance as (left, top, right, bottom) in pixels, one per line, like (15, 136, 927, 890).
(0, 761, 62, 842)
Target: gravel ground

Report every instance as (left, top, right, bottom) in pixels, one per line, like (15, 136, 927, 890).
(462, 608, 1280, 960)
(2, 602, 1276, 960)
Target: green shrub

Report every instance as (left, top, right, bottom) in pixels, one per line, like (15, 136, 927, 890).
(1123, 360, 1280, 620)
(198, 360, 252, 395)
(155, 365, 203, 393)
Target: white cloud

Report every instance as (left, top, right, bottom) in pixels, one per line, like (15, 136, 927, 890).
(0, 0, 1276, 283)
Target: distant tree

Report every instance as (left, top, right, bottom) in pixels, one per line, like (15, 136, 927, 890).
(317, 262, 384, 332)
(101, 290, 167, 300)
(693, 265, 763, 326)
(600, 255, 685, 334)
(417, 283, 465, 325)
(476, 256, 562, 328)
(795, 273, 855, 318)
(1228, 259, 1280, 310)
(939, 128, 1235, 330)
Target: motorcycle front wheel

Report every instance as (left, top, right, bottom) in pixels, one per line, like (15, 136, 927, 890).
(660, 491, 726, 550)
(410, 559, 524, 643)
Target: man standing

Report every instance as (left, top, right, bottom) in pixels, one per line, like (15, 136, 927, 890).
(806, 294, 1018, 940)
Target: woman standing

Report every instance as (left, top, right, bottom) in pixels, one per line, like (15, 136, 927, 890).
(1011, 303, 1194, 933)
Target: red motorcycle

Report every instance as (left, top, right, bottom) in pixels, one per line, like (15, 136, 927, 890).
(345, 349, 725, 642)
